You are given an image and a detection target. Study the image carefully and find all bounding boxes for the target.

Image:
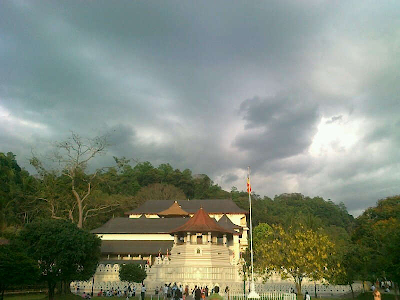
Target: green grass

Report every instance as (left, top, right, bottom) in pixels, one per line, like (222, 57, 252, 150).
(4, 294, 82, 300)
(4, 295, 159, 300)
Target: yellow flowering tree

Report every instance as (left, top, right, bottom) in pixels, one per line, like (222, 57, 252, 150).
(253, 223, 336, 298)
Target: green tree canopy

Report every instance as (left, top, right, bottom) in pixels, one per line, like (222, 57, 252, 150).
(17, 219, 101, 300)
(0, 243, 39, 300)
(352, 195, 400, 292)
(0, 152, 38, 231)
(134, 183, 187, 204)
(119, 264, 147, 284)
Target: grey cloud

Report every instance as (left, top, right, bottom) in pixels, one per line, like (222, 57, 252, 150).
(234, 93, 319, 163)
(1, 0, 400, 217)
(326, 115, 342, 124)
(222, 173, 239, 184)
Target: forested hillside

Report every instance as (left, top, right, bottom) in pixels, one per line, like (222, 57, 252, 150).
(2, 149, 400, 289)
(1, 149, 353, 233)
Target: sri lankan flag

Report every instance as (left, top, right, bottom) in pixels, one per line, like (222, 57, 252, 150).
(247, 177, 251, 194)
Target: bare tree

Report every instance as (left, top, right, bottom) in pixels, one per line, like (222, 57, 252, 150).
(30, 132, 118, 228)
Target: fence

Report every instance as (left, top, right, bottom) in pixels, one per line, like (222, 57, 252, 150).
(229, 292, 297, 300)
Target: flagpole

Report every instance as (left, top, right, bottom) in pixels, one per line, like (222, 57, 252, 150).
(247, 167, 259, 299)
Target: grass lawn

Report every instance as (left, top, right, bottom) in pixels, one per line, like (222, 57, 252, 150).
(4, 295, 159, 300)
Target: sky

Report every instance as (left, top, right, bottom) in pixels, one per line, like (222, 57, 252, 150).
(1, 1, 399, 216)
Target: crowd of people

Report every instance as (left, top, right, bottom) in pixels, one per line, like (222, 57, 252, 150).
(84, 283, 145, 300)
(158, 282, 211, 300)
(78, 282, 229, 300)
(371, 280, 393, 293)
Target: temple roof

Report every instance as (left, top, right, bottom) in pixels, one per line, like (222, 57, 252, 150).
(101, 240, 173, 254)
(125, 199, 248, 215)
(170, 208, 237, 234)
(91, 217, 187, 234)
(158, 201, 189, 217)
(217, 214, 243, 231)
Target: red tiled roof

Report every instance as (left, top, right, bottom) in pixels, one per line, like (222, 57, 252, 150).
(158, 201, 189, 217)
(170, 208, 236, 234)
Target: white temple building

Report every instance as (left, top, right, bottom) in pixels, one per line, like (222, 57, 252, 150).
(73, 199, 362, 296)
(75, 199, 249, 293)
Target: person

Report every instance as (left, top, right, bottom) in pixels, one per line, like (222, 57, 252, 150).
(163, 284, 169, 300)
(371, 285, 376, 292)
(133, 286, 136, 298)
(225, 286, 230, 300)
(195, 286, 202, 300)
(183, 285, 189, 300)
(174, 287, 182, 300)
(167, 284, 172, 299)
(373, 289, 381, 300)
(304, 291, 311, 300)
(141, 284, 146, 300)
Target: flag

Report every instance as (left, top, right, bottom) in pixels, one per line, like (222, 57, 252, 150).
(158, 249, 161, 257)
(247, 177, 251, 194)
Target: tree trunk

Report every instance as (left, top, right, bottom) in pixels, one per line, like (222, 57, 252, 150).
(349, 283, 354, 299)
(296, 280, 302, 300)
(1, 288, 5, 300)
(77, 200, 83, 228)
(48, 281, 56, 300)
(394, 282, 399, 300)
(57, 281, 62, 295)
(314, 282, 317, 298)
(63, 280, 72, 294)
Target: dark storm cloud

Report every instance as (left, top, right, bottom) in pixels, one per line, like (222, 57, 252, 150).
(234, 93, 319, 163)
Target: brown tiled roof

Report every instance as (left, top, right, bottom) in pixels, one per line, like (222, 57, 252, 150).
(91, 217, 187, 234)
(125, 199, 248, 215)
(158, 201, 189, 217)
(217, 214, 243, 231)
(101, 240, 173, 254)
(170, 208, 236, 234)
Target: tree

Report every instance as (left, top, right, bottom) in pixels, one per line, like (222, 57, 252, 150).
(119, 264, 147, 284)
(0, 152, 38, 230)
(325, 242, 368, 299)
(0, 243, 39, 300)
(134, 183, 186, 205)
(352, 196, 400, 299)
(253, 223, 336, 298)
(30, 132, 119, 228)
(17, 219, 101, 300)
